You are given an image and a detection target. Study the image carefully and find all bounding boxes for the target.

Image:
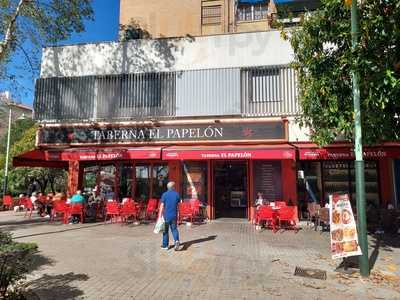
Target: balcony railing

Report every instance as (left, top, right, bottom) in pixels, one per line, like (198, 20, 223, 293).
(34, 65, 298, 123)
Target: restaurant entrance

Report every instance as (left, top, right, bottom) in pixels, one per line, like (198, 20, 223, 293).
(214, 161, 247, 218)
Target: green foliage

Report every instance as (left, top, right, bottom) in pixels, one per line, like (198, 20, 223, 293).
(0, 121, 67, 196)
(288, 0, 400, 145)
(0, 231, 38, 298)
(0, 118, 36, 155)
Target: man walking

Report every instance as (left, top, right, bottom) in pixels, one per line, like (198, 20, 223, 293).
(158, 181, 181, 251)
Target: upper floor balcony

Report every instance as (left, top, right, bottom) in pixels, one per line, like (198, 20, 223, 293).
(34, 31, 299, 123)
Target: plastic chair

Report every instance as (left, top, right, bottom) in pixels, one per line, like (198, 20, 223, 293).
(120, 201, 138, 223)
(256, 206, 277, 232)
(145, 199, 159, 220)
(50, 201, 70, 224)
(2, 195, 13, 210)
(104, 201, 121, 223)
(24, 200, 34, 218)
(275, 201, 287, 207)
(178, 202, 194, 224)
(68, 203, 84, 223)
(277, 206, 299, 230)
(189, 199, 202, 222)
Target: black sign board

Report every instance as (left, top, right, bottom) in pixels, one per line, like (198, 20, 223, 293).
(39, 121, 286, 145)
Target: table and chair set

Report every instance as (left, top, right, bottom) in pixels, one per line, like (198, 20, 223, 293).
(255, 201, 299, 232)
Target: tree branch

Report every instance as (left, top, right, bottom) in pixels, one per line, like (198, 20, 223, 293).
(0, 0, 31, 62)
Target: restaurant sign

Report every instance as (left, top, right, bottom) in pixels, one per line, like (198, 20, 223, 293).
(38, 122, 286, 145)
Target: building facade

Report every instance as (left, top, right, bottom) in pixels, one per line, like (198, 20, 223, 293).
(0, 92, 32, 139)
(14, 1, 400, 220)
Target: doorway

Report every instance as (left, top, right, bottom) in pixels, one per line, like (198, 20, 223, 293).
(214, 161, 247, 218)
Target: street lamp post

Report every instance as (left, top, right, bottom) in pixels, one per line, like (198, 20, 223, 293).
(3, 104, 12, 196)
(350, 0, 369, 277)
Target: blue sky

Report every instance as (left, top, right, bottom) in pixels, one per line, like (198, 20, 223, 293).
(1, 0, 120, 106)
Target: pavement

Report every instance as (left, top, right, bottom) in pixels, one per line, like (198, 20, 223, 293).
(0, 211, 399, 300)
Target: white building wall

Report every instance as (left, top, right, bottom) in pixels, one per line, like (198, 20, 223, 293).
(287, 117, 311, 142)
(40, 30, 293, 78)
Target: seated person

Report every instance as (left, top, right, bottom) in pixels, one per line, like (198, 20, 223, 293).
(255, 192, 265, 209)
(69, 190, 84, 224)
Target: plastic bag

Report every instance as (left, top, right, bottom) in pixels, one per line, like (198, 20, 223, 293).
(153, 216, 165, 234)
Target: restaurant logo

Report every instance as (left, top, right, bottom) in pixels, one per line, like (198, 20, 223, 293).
(39, 122, 286, 146)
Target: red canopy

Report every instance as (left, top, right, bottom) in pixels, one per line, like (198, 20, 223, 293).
(295, 143, 400, 160)
(162, 145, 295, 160)
(13, 150, 68, 169)
(13, 147, 162, 168)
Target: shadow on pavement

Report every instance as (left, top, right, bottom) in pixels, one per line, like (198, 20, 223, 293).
(180, 235, 217, 251)
(25, 272, 89, 299)
(13, 223, 105, 240)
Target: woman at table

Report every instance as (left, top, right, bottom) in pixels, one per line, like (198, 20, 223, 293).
(255, 192, 267, 209)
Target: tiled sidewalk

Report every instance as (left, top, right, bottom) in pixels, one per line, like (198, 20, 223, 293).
(1, 211, 399, 300)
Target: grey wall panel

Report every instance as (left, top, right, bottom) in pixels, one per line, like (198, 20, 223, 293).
(176, 68, 241, 117)
(241, 66, 299, 117)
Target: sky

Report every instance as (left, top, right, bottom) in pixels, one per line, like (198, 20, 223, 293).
(1, 0, 120, 106)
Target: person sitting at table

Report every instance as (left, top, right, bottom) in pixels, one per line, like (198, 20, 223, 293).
(69, 190, 84, 224)
(30, 192, 45, 216)
(255, 192, 265, 209)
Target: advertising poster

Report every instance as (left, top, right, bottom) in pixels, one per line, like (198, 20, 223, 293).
(330, 193, 362, 259)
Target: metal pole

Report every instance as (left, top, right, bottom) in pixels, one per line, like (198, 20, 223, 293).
(351, 0, 369, 277)
(3, 105, 12, 196)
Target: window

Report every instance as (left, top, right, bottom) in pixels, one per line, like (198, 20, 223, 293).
(202, 5, 222, 25)
(181, 161, 208, 205)
(237, 3, 268, 22)
(152, 165, 169, 199)
(119, 74, 163, 108)
(247, 68, 282, 103)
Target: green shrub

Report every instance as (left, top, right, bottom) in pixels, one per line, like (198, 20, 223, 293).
(0, 231, 38, 299)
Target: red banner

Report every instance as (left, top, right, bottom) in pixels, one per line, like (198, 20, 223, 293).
(163, 146, 295, 160)
(299, 147, 400, 160)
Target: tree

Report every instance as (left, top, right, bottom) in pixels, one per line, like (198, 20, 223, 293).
(0, 122, 67, 195)
(0, 0, 93, 95)
(287, 0, 400, 145)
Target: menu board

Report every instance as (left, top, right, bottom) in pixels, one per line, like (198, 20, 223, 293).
(253, 161, 282, 202)
(330, 193, 362, 259)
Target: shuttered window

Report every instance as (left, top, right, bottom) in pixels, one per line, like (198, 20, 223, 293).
(202, 5, 222, 25)
(245, 68, 282, 103)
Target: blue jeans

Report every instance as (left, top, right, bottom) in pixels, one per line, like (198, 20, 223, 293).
(162, 219, 179, 248)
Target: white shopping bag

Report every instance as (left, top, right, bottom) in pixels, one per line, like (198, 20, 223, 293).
(153, 216, 165, 234)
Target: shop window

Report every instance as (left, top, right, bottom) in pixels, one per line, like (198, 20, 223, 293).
(152, 165, 169, 199)
(181, 161, 208, 205)
(248, 68, 282, 103)
(237, 3, 268, 22)
(135, 165, 150, 202)
(119, 164, 134, 198)
(99, 165, 116, 200)
(83, 166, 99, 193)
(202, 5, 222, 25)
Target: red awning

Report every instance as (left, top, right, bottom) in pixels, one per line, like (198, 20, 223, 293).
(295, 143, 400, 160)
(13, 147, 162, 168)
(13, 150, 68, 169)
(162, 145, 295, 160)
(55, 147, 162, 161)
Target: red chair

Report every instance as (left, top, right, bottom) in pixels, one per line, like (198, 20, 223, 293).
(120, 201, 138, 223)
(256, 206, 277, 232)
(2, 195, 13, 210)
(50, 201, 70, 224)
(178, 202, 194, 224)
(145, 198, 159, 220)
(277, 206, 299, 230)
(24, 200, 34, 218)
(104, 201, 121, 223)
(275, 201, 287, 207)
(67, 203, 85, 224)
(189, 199, 202, 222)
